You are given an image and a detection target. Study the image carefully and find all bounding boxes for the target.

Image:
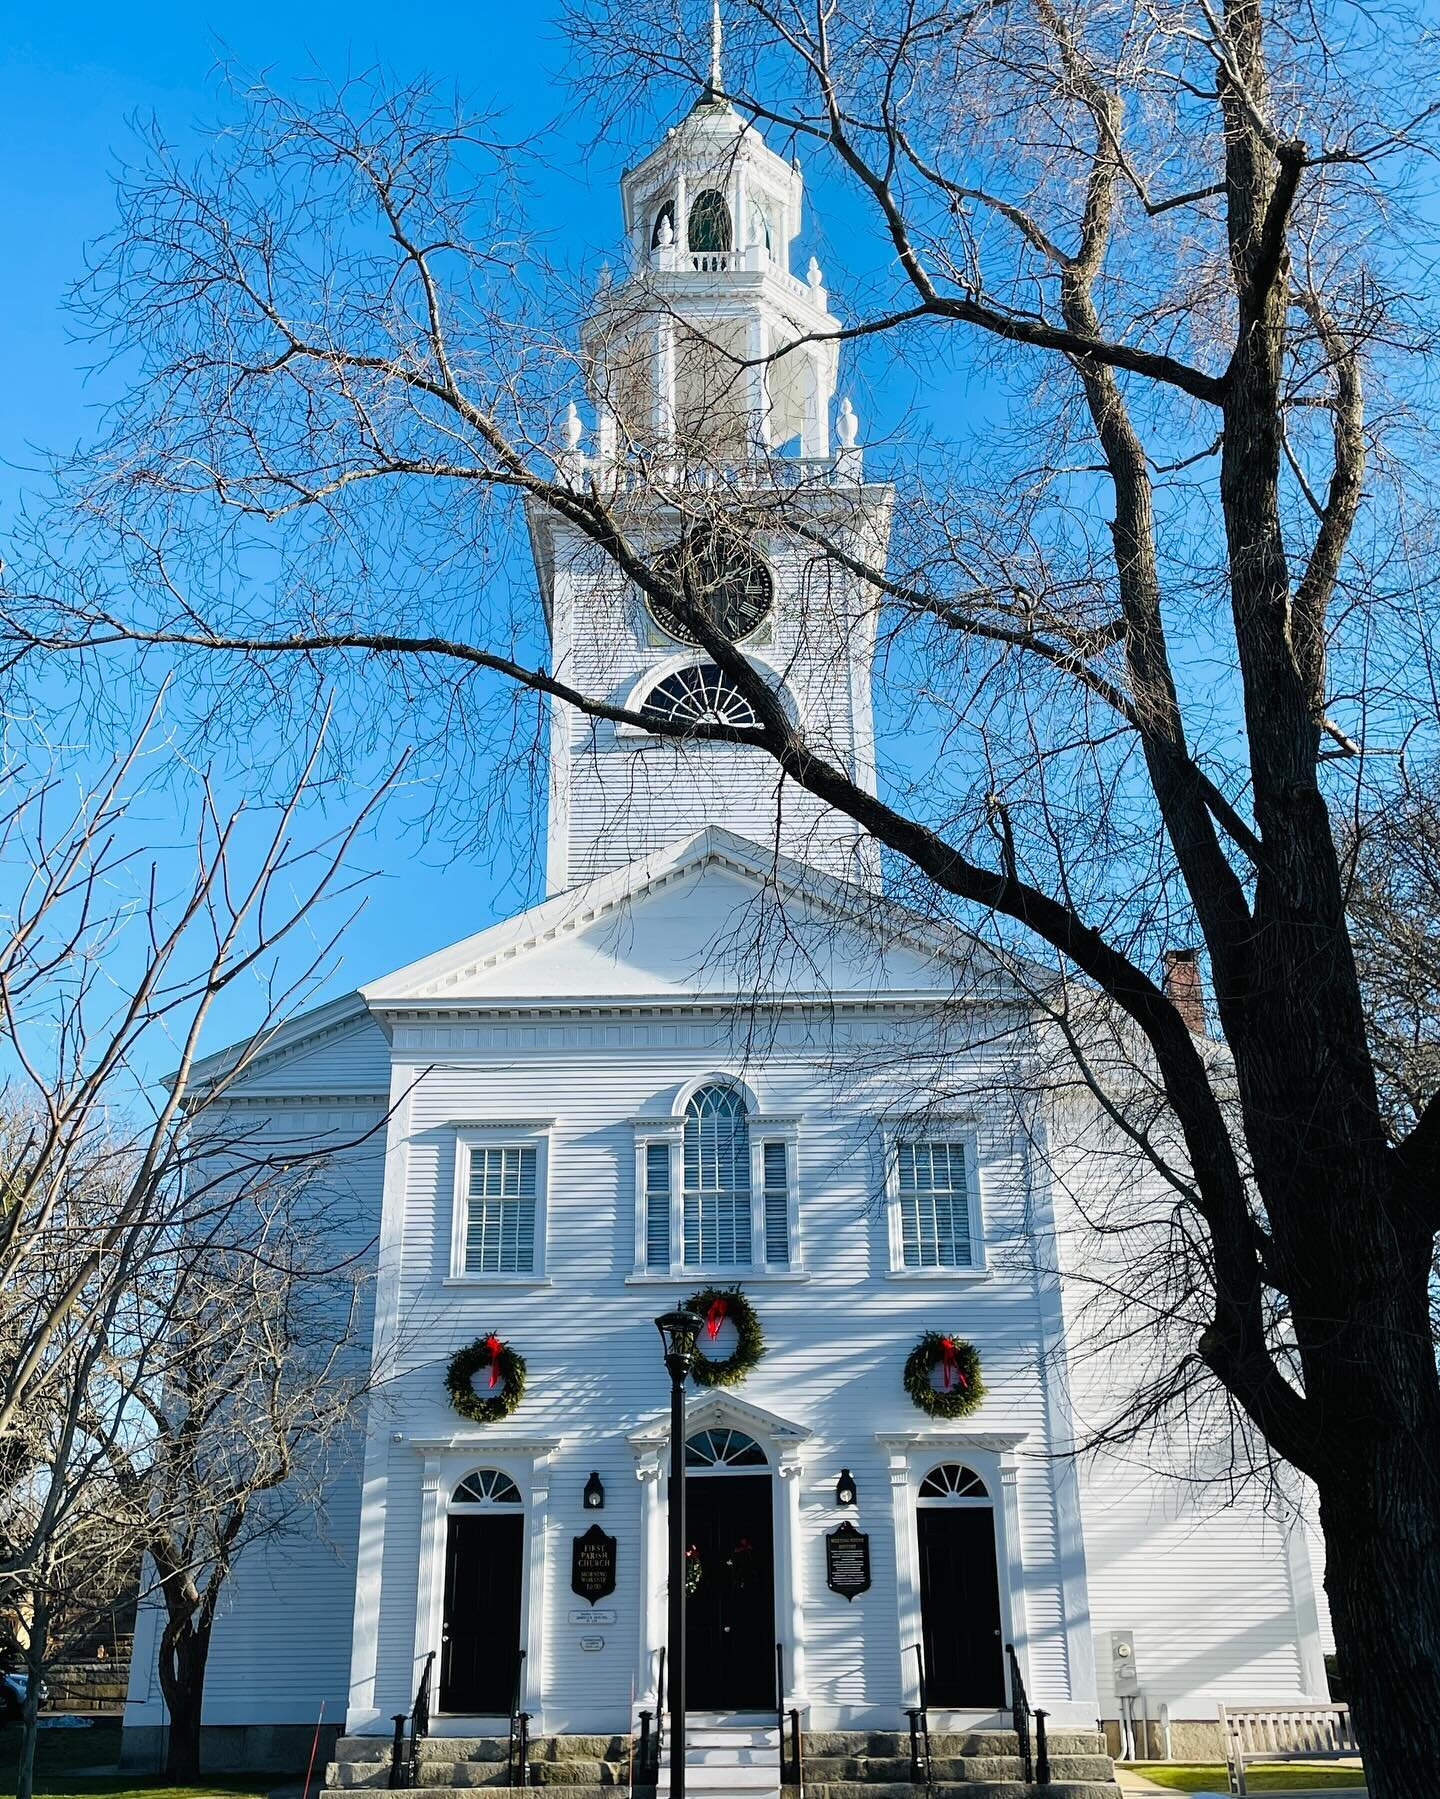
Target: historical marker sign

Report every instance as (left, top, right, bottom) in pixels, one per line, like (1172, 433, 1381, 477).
(825, 1521, 871, 1601)
(571, 1524, 618, 1604)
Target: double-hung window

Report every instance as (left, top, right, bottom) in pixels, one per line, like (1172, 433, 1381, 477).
(451, 1127, 550, 1281)
(887, 1133, 984, 1274)
(633, 1082, 799, 1276)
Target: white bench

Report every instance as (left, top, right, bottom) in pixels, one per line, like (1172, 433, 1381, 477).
(1218, 1703, 1361, 1794)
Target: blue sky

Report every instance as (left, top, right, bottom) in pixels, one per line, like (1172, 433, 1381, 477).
(0, 2, 980, 1062)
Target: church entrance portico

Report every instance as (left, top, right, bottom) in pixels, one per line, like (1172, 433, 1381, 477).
(629, 1391, 811, 1721)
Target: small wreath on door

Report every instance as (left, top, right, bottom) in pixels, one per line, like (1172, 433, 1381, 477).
(446, 1333, 527, 1423)
(685, 1286, 764, 1387)
(903, 1330, 985, 1419)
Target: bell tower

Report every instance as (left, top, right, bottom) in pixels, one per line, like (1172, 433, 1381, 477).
(529, 12, 893, 895)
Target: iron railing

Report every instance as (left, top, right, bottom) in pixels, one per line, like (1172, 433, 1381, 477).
(1006, 1644, 1033, 1785)
(772, 1644, 804, 1793)
(388, 1651, 434, 1790)
(905, 1645, 932, 1791)
(507, 1650, 530, 1788)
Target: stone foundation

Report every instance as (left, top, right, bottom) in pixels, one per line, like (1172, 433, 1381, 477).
(1100, 1717, 1226, 1761)
(119, 1721, 341, 1775)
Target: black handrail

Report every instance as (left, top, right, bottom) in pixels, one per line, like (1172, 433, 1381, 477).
(507, 1649, 530, 1788)
(1034, 1710, 1051, 1788)
(407, 1651, 434, 1787)
(654, 1646, 667, 1777)
(906, 1644, 932, 1791)
(388, 1650, 435, 1790)
(788, 1711, 804, 1798)
(1006, 1643, 1033, 1784)
(775, 1644, 786, 1789)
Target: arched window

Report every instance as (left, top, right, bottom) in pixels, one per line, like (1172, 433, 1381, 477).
(688, 189, 733, 252)
(918, 1464, 989, 1502)
(687, 1428, 768, 1469)
(685, 1083, 751, 1265)
(636, 1082, 792, 1275)
(451, 1469, 523, 1506)
(641, 663, 760, 732)
(651, 201, 676, 249)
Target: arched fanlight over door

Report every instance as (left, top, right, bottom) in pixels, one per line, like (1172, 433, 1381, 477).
(450, 1469, 523, 1506)
(685, 1427, 768, 1469)
(918, 1464, 990, 1501)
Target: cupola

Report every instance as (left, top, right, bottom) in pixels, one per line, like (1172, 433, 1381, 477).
(579, 3, 845, 466)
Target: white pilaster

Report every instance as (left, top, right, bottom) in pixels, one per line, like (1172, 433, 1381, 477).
(776, 1452, 810, 1710)
(633, 1450, 667, 1710)
(525, 1451, 554, 1725)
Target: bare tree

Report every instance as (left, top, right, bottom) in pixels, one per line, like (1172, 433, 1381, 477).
(98, 1177, 373, 1781)
(4, 0, 1440, 1787)
(0, 711, 392, 1798)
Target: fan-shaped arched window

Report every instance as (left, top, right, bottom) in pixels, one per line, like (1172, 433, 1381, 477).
(684, 1083, 751, 1265)
(651, 201, 676, 249)
(642, 663, 760, 732)
(688, 189, 733, 253)
(451, 1469, 523, 1506)
(918, 1464, 989, 1502)
(686, 1428, 768, 1469)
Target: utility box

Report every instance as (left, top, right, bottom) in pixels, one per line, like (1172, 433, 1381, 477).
(1110, 1629, 1139, 1696)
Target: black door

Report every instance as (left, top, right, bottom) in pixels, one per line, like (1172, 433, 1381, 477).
(917, 1506, 1006, 1707)
(685, 1473, 776, 1709)
(440, 1512, 524, 1713)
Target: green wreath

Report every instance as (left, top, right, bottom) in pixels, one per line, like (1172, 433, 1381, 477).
(686, 1286, 765, 1388)
(903, 1331, 985, 1419)
(445, 1333, 527, 1424)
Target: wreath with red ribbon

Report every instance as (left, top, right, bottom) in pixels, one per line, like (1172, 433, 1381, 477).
(685, 1286, 765, 1388)
(445, 1333, 527, 1424)
(902, 1330, 985, 1419)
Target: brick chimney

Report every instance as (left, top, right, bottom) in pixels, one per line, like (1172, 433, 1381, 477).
(1162, 947, 1206, 1035)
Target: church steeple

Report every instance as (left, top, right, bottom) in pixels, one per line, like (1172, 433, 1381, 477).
(574, 40, 849, 469)
(532, 47, 890, 896)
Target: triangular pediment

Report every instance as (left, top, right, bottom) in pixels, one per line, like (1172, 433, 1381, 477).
(361, 829, 1018, 1007)
(627, 1387, 813, 1457)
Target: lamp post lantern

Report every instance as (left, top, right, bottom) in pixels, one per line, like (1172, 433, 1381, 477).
(654, 1308, 703, 1799)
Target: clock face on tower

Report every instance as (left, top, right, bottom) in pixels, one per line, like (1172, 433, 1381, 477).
(645, 530, 774, 645)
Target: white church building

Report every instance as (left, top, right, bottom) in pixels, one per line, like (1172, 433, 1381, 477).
(122, 51, 1331, 1788)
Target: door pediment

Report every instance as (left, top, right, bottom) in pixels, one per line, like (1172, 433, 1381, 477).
(627, 1387, 812, 1462)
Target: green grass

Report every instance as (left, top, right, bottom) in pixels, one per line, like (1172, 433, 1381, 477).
(1122, 1763, 1366, 1792)
(0, 1722, 275, 1799)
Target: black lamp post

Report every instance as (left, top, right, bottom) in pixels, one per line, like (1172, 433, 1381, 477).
(654, 1307, 703, 1799)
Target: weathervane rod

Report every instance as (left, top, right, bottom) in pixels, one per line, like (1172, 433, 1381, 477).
(709, 0, 723, 95)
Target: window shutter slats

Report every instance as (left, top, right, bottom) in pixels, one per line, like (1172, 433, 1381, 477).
(645, 1142, 671, 1270)
(763, 1139, 789, 1267)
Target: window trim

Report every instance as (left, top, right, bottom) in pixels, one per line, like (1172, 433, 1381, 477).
(450, 1122, 553, 1283)
(882, 1125, 987, 1279)
(630, 1094, 803, 1278)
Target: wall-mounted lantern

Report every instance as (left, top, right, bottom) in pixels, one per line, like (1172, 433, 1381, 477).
(835, 1468, 858, 1507)
(583, 1470, 606, 1510)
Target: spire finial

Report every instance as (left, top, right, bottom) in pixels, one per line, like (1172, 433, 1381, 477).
(708, 0, 724, 97)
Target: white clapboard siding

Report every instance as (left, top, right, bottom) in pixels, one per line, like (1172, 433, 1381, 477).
(1045, 1096, 1330, 1716)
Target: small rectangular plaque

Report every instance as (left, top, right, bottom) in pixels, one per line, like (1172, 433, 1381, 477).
(569, 1608, 617, 1626)
(826, 1520, 871, 1601)
(579, 1635, 605, 1653)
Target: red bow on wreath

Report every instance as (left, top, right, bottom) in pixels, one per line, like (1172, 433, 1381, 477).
(705, 1298, 728, 1340)
(485, 1333, 504, 1389)
(940, 1336, 968, 1392)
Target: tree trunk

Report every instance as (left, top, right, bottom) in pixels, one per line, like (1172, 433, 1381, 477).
(1319, 1438, 1440, 1799)
(158, 1614, 213, 1781)
(15, 1585, 51, 1799)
